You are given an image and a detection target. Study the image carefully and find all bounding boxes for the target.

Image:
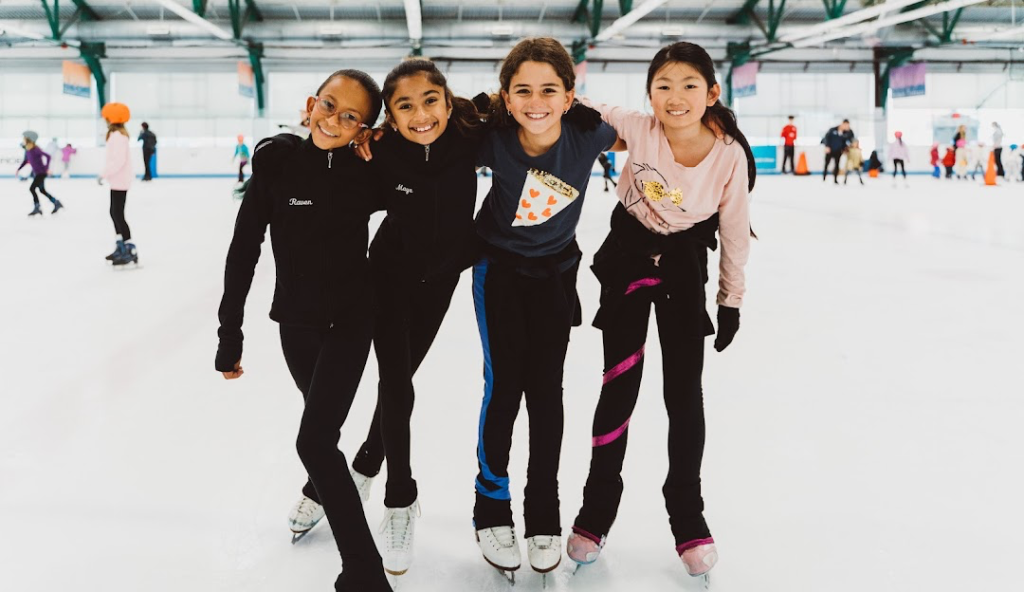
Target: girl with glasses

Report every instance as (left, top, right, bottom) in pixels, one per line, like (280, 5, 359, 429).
(215, 69, 393, 592)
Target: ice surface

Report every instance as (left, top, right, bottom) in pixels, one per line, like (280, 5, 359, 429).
(1, 174, 1022, 592)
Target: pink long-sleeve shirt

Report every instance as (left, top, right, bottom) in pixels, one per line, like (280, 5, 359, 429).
(104, 132, 134, 191)
(585, 100, 751, 308)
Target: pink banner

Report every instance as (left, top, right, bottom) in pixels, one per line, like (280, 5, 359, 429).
(732, 62, 758, 98)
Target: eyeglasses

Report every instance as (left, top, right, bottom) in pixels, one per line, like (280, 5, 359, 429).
(314, 96, 369, 130)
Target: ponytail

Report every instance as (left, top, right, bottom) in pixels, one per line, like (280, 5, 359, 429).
(704, 102, 756, 193)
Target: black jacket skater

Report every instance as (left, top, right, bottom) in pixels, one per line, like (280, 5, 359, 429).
(216, 133, 379, 371)
(368, 125, 482, 281)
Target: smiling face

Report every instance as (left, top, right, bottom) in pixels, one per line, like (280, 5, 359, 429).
(305, 76, 373, 150)
(387, 73, 450, 146)
(501, 60, 574, 141)
(648, 61, 720, 133)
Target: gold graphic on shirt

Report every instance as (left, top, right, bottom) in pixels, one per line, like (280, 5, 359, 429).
(643, 181, 683, 206)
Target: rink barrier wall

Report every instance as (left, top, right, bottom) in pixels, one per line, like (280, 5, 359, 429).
(4, 145, 979, 178)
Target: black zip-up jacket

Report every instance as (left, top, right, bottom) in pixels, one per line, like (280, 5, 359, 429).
(821, 126, 854, 153)
(368, 125, 482, 282)
(215, 134, 379, 372)
(591, 203, 719, 337)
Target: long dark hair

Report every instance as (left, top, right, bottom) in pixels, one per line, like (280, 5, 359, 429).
(381, 59, 480, 137)
(647, 42, 757, 193)
(317, 69, 383, 126)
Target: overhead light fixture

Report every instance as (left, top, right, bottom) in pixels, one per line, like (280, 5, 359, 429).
(404, 0, 422, 42)
(146, 25, 172, 36)
(594, 0, 669, 43)
(661, 26, 684, 37)
(779, 0, 924, 44)
(319, 25, 344, 37)
(153, 0, 234, 41)
(791, 0, 987, 48)
(490, 24, 515, 38)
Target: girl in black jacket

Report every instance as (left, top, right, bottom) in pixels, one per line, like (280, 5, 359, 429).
(346, 60, 483, 580)
(215, 69, 392, 592)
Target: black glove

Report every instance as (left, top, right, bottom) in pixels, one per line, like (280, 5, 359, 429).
(215, 341, 242, 373)
(713, 306, 740, 352)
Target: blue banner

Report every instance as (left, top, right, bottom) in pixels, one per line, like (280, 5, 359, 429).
(751, 145, 777, 171)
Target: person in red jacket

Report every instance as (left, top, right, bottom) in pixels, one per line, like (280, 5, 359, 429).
(780, 115, 797, 174)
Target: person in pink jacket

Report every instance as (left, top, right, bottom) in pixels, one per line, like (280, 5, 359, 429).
(98, 102, 138, 266)
(568, 41, 755, 584)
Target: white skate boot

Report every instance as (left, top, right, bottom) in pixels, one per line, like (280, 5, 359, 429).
(476, 526, 521, 584)
(288, 495, 325, 544)
(526, 535, 561, 572)
(380, 500, 420, 577)
(351, 468, 374, 502)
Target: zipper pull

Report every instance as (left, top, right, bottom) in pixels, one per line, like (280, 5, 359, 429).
(424, 144, 430, 162)
(328, 151, 333, 169)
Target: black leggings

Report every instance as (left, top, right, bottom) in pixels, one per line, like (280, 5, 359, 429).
(823, 152, 842, 181)
(994, 148, 1004, 177)
(110, 190, 131, 241)
(574, 270, 710, 548)
(238, 160, 247, 183)
(352, 271, 460, 508)
(279, 321, 391, 592)
(471, 258, 579, 537)
(892, 159, 906, 178)
(29, 174, 56, 205)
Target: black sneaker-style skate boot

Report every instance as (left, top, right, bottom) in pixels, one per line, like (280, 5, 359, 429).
(105, 240, 125, 261)
(51, 199, 64, 214)
(112, 242, 138, 266)
(28, 204, 42, 217)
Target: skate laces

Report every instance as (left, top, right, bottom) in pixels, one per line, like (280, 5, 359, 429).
(491, 526, 516, 548)
(295, 497, 320, 520)
(531, 535, 554, 550)
(380, 501, 420, 551)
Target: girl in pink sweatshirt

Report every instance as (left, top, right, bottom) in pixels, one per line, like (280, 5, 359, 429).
(567, 42, 755, 583)
(98, 102, 138, 266)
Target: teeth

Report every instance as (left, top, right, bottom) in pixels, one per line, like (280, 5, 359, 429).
(667, 110, 689, 116)
(317, 123, 338, 138)
(411, 124, 436, 132)
(525, 113, 548, 120)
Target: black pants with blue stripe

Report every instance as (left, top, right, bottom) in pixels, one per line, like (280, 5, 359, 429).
(471, 257, 579, 537)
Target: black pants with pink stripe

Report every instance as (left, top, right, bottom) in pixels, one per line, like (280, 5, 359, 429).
(573, 273, 711, 548)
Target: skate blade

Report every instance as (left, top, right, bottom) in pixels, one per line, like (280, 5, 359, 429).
(386, 572, 400, 589)
(290, 530, 310, 545)
(111, 261, 143, 271)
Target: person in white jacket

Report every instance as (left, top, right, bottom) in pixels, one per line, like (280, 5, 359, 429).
(889, 131, 909, 187)
(968, 141, 986, 181)
(98, 102, 138, 266)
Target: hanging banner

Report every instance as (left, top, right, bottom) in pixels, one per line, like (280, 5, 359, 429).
(575, 60, 587, 96)
(238, 61, 255, 98)
(62, 61, 92, 98)
(891, 62, 926, 98)
(732, 61, 758, 98)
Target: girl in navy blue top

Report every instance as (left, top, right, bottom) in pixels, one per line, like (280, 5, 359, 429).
(469, 37, 619, 578)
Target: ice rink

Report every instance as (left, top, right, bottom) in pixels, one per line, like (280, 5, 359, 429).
(1, 173, 1022, 592)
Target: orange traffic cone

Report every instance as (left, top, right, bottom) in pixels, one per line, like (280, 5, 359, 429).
(795, 152, 809, 175)
(984, 152, 998, 186)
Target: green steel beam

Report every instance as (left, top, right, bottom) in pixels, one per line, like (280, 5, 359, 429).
(822, 0, 848, 20)
(727, 0, 761, 25)
(69, 0, 100, 21)
(765, 0, 787, 43)
(572, 0, 590, 24)
(79, 42, 107, 110)
(39, 0, 60, 39)
(247, 43, 266, 115)
(942, 7, 964, 43)
(618, 0, 632, 14)
(590, 0, 604, 38)
(228, 0, 264, 38)
(572, 39, 588, 64)
(193, 0, 208, 18)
